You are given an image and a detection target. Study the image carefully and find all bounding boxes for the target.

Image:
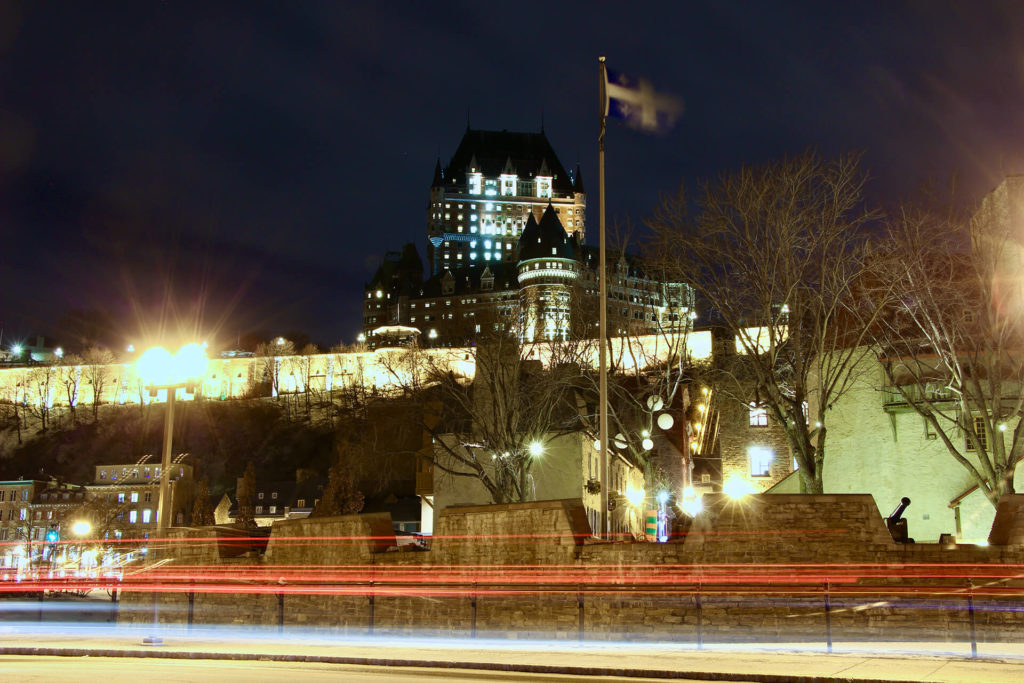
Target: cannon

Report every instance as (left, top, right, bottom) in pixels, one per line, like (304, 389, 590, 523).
(886, 496, 914, 544)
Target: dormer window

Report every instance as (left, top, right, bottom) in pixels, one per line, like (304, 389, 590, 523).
(536, 177, 552, 198)
(468, 172, 482, 195)
(500, 174, 517, 196)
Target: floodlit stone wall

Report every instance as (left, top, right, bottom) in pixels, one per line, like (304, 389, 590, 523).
(119, 496, 1024, 642)
(0, 333, 707, 409)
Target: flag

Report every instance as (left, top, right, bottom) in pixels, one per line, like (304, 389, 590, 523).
(603, 66, 683, 134)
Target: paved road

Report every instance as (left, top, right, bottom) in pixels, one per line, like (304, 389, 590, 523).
(1, 623, 1023, 682)
(0, 657, 742, 682)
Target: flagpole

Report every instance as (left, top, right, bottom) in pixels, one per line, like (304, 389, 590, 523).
(598, 55, 610, 540)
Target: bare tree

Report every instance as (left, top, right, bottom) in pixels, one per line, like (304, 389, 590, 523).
(383, 326, 584, 504)
(255, 337, 295, 402)
(57, 354, 84, 424)
(310, 451, 365, 517)
(294, 343, 320, 419)
(82, 347, 115, 421)
(191, 479, 216, 526)
(584, 227, 697, 498)
(870, 194, 1024, 508)
(647, 153, 883, 493)
(25, 361, 58, 431)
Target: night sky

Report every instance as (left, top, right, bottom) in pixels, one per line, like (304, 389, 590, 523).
(2, 1, 1023, 351)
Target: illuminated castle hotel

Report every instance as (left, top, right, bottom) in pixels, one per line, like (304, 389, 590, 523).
(363, 128, 692, 347)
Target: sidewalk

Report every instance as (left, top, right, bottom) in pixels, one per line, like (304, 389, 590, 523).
(1, 624, 1023, 682)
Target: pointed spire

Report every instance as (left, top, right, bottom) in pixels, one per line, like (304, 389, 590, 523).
(469, 153, 479, 173)
(502, 155, 516, 175)
(573, 164, 585, 193)
(432, 158, 443, 186)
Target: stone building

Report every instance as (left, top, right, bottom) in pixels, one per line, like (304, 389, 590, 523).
(86, 455, 195, 538)
(426, 127, 586, 276)
(716, 393, 794, 495)
(363, 127, 692, 348)
(0, 480, 40, 547)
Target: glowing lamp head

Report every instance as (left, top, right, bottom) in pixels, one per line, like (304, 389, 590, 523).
(72, 520, 91, 537)
(174, 343, 208, 383)
(641, 438, 654, 451)
(681, 496, 703, 517)
(138, 344, 208, 387)
(528, 441, 544, 457)
(723, 477, 756, 500)
(137, 347, 174, 386)
(657, 490, 669, 505)
(657, 413, 674, 430)
(592, 439, 601, 451)
(11, 344, 22, 356)
(357, 333, 366, 343)
(54, 347, 64, 358)
(625, 485, 644, 507)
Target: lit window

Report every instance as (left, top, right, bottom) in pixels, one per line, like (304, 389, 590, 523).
(470, 253, 477, 260)
(270, 505, 277, 514)
(130, 492, 138, 503)
(749, 447, 773, 477)
(117, 493, 125, 503)
(129, 510, 138, 524)
(142, 509, 151, 524)
(749, 404, 768, 427)
(966, 416, 988, 452)
(255, 505, 263, 514)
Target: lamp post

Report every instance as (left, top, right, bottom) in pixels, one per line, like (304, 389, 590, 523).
(137, 344, 208, 534)
(137, 344, 207, 646)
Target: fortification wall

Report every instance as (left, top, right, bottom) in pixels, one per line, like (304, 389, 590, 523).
(119, 496, 1024, 642)
(0, 333, 697, 410)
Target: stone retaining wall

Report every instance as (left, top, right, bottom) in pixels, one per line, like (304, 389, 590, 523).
(119, 495, 1024, 643)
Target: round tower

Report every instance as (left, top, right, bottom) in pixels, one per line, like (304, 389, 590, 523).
(516, 205, 580, 342)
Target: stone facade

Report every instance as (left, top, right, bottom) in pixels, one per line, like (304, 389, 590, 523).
(820, 351, 1024, 543)
(717, 396, 794, 493)
(119, 497, 1024, 643)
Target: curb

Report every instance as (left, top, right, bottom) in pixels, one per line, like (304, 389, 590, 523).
(0, 646, 918, 682)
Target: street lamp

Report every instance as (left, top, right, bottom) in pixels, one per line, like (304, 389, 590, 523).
(137, 344, 208, 534)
